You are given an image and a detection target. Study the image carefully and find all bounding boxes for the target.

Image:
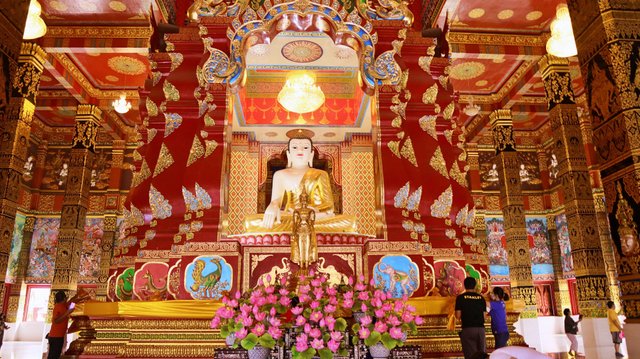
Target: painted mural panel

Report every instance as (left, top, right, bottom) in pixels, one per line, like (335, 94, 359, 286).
(526, 217, 554, 282)
(373, 255, 419, 298)
(478, 152, 499, 191)
(433, 261, 465, 296)
(5, 213, 25, 283)
(26, 218, 60, 283)
(41, 149, 70, 190)
(485, 217, 509, 283)
(116, 267, 134, 301)
(80, 218, 104, 284)
(554, 214, 575, 278)
(518, 152, 542, 191)
(185, 255, 232, 300)
(134, 262, 168, 300)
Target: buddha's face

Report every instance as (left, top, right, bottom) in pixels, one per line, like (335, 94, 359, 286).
(287, 138, 313, 167)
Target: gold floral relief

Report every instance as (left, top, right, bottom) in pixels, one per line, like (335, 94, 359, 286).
(153, 144, 174, 177)
(444, 130, 453, 144)
(146, 97, 158, 117)
(419, 115, 437, 139)
(429, 146, 449, 179)
(430, 185, 453, 218)
(418, 55, 433, 75)
(147, 128, 157, 143)
(149, 185, 172, 220)
(449, 162, 467, 188)
(204, 114, 215, 127)
(400, 138, 418, 167)
(394, 182, 410, 209)
(542, 71, 575, 106)
(163, 80, 180, 102)
(204, 140, 218, 157)
(387, 140, 401, 158)
(187, 136, 205, 166)
(443, 102, 455, 121)
(422, 83, 438, 105)
(169, 53, 184, 72)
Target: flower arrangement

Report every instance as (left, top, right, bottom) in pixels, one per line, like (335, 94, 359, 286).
(210, 278, 290, 350)
(290, 272, 350, 359)
(348, 276, 423, 350)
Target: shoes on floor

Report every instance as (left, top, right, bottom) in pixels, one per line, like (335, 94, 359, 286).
(615, 352, 624, 358)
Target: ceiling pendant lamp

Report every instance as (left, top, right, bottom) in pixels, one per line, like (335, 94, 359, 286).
(23, 0, 47, 40)
(546, 4, 578, 58)
(277, 71, 325, 114)
(112, 93, 132, 114)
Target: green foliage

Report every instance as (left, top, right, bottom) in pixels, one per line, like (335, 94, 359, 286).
(257, 333, 276, 349)
(380, 332, 398, 350)
(319, 348, 333, 359)
(335, 318, 348, 332)
(240, 333, 258, 350)
(364, 331, 381, 347)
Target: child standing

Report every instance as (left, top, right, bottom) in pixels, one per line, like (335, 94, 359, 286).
(489, 287, 510, 349)
(563, 308, 582, 357)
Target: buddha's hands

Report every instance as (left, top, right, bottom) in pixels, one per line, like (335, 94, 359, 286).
(262, 202, 281, 229)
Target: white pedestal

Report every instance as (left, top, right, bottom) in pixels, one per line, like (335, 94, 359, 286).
(622, 322, 638, 358)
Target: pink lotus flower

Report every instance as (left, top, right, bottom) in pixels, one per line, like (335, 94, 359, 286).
(295, 334, 308, 352)
(295, 315, 307, 326)
(324, 316, 336, 331)
(388, 315, 401, 327)
(299, 285, 310, 294)
(280, 276, 287, 286)
(374, 309, 386, 318)
(348, 276, 354, 285)
(394, 300, 403, 312)
(265, 285, 275, 294)
(311, 278, 322, 287)
(374, 321, 388, 333)
(415, 315, 424, 325)
(355, 283, 366, 291)
(309, 328, 322, 338)
(251, 323, 266, 336)
(361, 303, 369, 312)
(235, 291, 242, 299)
(382, 302, 392, 311)
(270, 307, 277, 317)
(311, 338, 324, 350)
(267, 294, 278, 304)
(314, 288, 324, 299)
(343, 291, 353, 299)
(268, 326, 282, 340)
(279, 296, 291, 306)
(401, 312, 414, 323)
(369, 278, 375, 286)
(292, 307, 303, 315)
(371, 297, 383, 308)
(254, 311, 267, 322)
(328, 296, 338, 305)
(235, 328, 248, 340)
(389, 327, 403, 340)
(360, 315, 372, 326)
(358, 292, 369, 301)
(304, 323, 312, 333)
(310, 311, 323, 322)
(210, 316, 220, 328)
(342, 298, 354, 308)
(358, 327, 371, 339)
(279, 288, 289, 297)
(326, 287, 337, 296)
(324, 304, 336, 313)
(299, 294, 311, 303)
(358, 275, 365, 282)
(330, 331, 343, 342)
(242, 316, 253, 327)
(327, 339, 340, 352)
(310, 301, 320, 309)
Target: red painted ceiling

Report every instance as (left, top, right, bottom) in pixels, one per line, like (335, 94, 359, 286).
(449, 58, 522, 95)
(40, 0, 151, 23)
(69, 53, 149, 89)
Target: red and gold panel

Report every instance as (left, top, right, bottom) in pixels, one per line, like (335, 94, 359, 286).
(69, 53, 149, 89)
(38, 68, 66, 89)
(35, 108, 77, 126)
(450, 58, 522, 95)
(41, 0, 150, 23)
(442, 0, 563, 31)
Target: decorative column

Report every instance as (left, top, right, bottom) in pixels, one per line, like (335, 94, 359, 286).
(5, 216, 35, 322)
(593, 189, 620, 306)
(0, 43, 46, 307)
(489, 109, 537, 317)
(539, 55, 609, 317)
(96, 215, 117, 301)
(49, 105, 101, 310)
(547, 216, 570, 316)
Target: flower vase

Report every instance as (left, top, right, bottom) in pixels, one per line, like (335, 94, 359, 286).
(248, 345, 271, 359)
(225, 333, 235, 347)
(368, 343, 391, 359)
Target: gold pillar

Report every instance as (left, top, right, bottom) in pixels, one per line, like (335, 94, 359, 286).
(489, 109, 537, 318)
(5, 216, 35, 322)
(567, 0, 640, 320)
(49, 105, 101, 313)
(96, 215, 117, 301)
(0, 43, 46, 307)
(593, 188, 620, 306)
(547, 215, 570, 316)
(539, 55, 609, 317)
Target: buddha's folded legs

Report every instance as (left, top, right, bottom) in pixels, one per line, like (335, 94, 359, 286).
(243, 214, 358, 234)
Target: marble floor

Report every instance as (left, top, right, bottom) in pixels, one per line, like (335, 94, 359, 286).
(0, 341, 47, 359)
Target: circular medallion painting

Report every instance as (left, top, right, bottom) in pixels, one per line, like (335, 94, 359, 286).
(281, 40, 323, 63)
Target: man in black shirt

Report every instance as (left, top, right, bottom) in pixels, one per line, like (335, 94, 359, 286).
(455, 277, 487, 359)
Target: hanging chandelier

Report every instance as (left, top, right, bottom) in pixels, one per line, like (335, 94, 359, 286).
(277, 71, 325, 114)
(546, 4, 578, 58)
(23, 0, 47, 40)
(112, 93, 132, 114)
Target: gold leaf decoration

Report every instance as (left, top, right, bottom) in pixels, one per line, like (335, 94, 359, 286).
(163, 80, 180, 102)
(130, 204, 145, 226)
(430, 185, 453, 218)
(169, 53, 184, 72)
(147, 128, 157, 143)
(394, 182, 410, 208)
(422, 84, 438, 105)
(204, 114, 215, 126)
(400, 138, 418, 167)
(390, 101, 406, 119)
(444, 130, 453, 144)
(419, 115, 437, 139)
(439, 75, 449, 90)
(418, 56, 432, 74)
(164, 113, 183, 137)
(146, 97, 158, 117)
(449, 161, 467, 187)
(406, 186, 422, 211)
(187, 136, 205, 166)
(132, 159, 151, 188)
(429, 146, 449, 178)
(149, 185, 172, 220)
(200, 130, 208, 138)
(165, 40, 175, 52)
(388, 140, 401, 158)
(205, 139, 218, 157)
(153, 143, 174, 177)
(391, 116, 402, 128)
(443, 102, 455, 120)
(151, 71, 162, 86)
(396, 131, 405, 139)
(133, 150, 142, 161)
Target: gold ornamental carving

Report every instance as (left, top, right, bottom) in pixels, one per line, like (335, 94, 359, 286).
(430, 185, 453, 218)
(419, 115, 437, 139)
(163, 80, 180, 102)
(187, 136, 205, 166)
(429, 146, 449, 179)
(107, 56, 147, 76)
(400, 137, 418, 167)
(153, 144, 174, 177)
(422, 83, 438, 105)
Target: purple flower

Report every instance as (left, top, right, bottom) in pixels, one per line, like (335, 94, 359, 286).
(311, 338, 324, 350)
(235, 328, 248, 340)
(389, 327, 403, 340)
(358, 327, 371, 339)
(374, 321, 388, 333)
(327, 339, 340, 353)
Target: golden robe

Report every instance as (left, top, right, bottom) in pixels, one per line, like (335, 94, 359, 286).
(244, 168, 357, 233)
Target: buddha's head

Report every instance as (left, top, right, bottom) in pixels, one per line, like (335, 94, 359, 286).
(286, 137, 314, 168)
